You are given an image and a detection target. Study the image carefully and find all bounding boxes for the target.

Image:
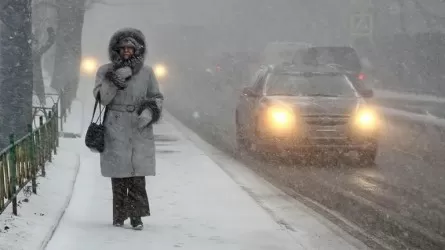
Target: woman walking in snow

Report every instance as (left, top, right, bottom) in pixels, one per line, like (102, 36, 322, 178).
(93, 28, 163, 230)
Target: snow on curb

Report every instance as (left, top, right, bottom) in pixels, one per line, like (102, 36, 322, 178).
(0, 143, 80, 250)
(380, 107, 445, 127)
(374, 89, 445, 103)
(37, 152, 80, 250)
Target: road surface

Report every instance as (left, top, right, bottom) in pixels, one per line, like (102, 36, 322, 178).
(162, 73, 445, 250)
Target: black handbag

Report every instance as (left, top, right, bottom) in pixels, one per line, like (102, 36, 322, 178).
(85, 93, 108, 153)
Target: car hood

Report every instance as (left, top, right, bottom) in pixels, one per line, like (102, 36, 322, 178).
(264, 96, 363, 116)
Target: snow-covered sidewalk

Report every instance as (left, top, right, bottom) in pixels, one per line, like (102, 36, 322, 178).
(44, 116, 365, 250)
(0, 139, 80, 250)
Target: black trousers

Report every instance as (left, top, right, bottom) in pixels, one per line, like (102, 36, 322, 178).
(111, 176, 150, 222)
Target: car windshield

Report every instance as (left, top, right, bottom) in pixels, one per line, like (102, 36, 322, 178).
(265, 73, 357, 97)
(302, 47, 361, 72)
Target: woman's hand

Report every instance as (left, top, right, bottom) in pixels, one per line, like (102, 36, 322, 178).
(137, 109, 153, 129)
(115, 66, 132, 79)
(105, 66, 132, 89)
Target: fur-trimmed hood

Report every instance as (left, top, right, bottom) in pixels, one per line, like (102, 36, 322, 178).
(108, 28, 146, 73)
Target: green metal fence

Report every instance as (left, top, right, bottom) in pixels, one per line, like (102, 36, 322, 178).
(0, 102, 59, 215)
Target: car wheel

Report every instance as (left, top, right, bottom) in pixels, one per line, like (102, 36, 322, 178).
(358, 147, 378, 165)
(235, 119, 250, 152)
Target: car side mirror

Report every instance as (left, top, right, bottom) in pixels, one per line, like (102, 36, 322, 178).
(242, 87, 258, 97)
(361, 89, 374, 98)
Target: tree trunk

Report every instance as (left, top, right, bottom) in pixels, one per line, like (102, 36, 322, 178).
(33, 0, 59, 79)
(50, 0, 86, 115)
(33, 27, 56, 106)
(396, 0, 407, 33)
(67, 4, 86, 107)
(0, 0, 33, 149)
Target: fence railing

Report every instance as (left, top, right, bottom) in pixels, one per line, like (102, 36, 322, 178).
(34, 90, 84, 138)
(0, 101, 59, 215)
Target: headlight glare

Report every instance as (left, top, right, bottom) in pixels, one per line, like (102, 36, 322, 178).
(355, 109, 377, 129)
(154, 63, 167, 79)
(266, 106, 295, 129)
(80, 57, 99, 75)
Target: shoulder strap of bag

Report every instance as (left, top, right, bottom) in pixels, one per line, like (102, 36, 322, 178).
(91, 92, 101, 123)
(102, 104, 109, 125)
(91, 92, 110, 125)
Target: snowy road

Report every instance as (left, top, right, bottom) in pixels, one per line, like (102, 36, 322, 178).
(162, 73, 445, 249)
(44, 119, 364, 250)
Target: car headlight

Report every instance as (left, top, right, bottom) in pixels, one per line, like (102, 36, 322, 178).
(80, 57, 99, 75)
(154, 63, 167, 79)
(354, 108, 378, 130)
(266, 106, 295, 130)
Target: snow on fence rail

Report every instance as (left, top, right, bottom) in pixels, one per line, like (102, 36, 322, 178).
(32, 90, 83, 137)
(0, 101, 59, 215)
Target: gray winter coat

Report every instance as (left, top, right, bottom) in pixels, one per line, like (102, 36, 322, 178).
(93, 28, 163, 178)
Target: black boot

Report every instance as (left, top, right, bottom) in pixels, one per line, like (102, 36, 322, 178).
(130, 217, 143, 230)
(113, 218, 124, 227)
(111, 178, 128, 228)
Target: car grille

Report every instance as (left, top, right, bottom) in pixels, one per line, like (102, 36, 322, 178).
(302, 115, 350, 126)
(301, 115, 351, 143)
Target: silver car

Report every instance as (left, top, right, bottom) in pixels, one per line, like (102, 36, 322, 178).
(235, 64, 380, 163)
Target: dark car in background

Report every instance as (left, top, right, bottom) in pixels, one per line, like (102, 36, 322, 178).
(235, 64, 380, 163)
(292, 46, 373, 98)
